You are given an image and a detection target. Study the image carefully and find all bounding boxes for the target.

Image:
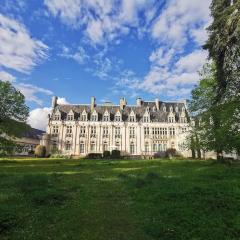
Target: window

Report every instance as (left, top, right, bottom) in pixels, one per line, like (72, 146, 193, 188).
(103, 142, 108, 151)
(115, 142, 120, 150)
(80, 126, 86, 136)
(91, 126, 96, 137)
(115, 127, 121, 138)
(91, 114, 98, 121)
(180, 117, 187, 123)
(175, 106, 179, 112)
(145, 143, 149, 153)
(67, 114, 74, 121)
(144, 127, 149, 136)
(115, 115, 121, 122)
(53, 114, 60, 120)
(168, 116, 175, 123)
(129, 127, 135, 138)
(169, 127, 175, 136)
(130, 143, 135, 154)
(103, 115, 109, 122)
(66, 141, 71, 150)
(153, 143, 157, 152)
(163, 106, 166, 112)
(80, 142, 85, 153)
(143, 116, 149, 122)
(103, 126, 109, 137)
(53, 126, 59, 134)
(66, 126, 72, 133)
(90, 142, 96, 151)
(129, 115, 135, 122)
(81, 114, 87, 121)
(170, 106, 173, 112)
(52, 141, 58, 151)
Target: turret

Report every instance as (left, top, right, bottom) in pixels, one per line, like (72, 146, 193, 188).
(91, 96, 96, 112)
(120, 97, 127, 110)
(51, 96, 58, 108)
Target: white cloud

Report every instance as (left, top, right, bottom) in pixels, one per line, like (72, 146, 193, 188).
(60, 45, 89, 64)
(57, 97, 69, 104)
(28, 107, 51, 131)
(15, 83, 53, 105)
(0, 14, 48, 73)
(44, 0, 155, 45)
(0, 71, 16, 82)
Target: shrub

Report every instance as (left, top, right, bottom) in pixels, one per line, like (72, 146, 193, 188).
(166, 148, 178, 158)
(103, 150, 111, 158)
(86, 153, 102, 159)
(111, 150, 121, 159)
(34, 145, 46, 158)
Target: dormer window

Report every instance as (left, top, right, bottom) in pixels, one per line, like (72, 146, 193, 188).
(143, 116, 149, 122)
(175, 106, 179, 112)
(67, 114, 74, 121)
(142, 110, 150, 123)
(170, 106, 173, 112)
(91, 110, 98, 122)
(53, 109, 61, 121)
(103, 110, 110, 122)
(114, 111, 122, 122)
(81, 110, 88, 121)
(168, 116, 175, 123)
(129, 110, 136, 122)
(163, 105, 166, 112)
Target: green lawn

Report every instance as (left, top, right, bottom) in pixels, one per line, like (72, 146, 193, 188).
(0, 158, 240, 240)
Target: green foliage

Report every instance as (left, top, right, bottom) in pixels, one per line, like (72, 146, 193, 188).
(204, 0, 240, 99)
(103, 150, 111, 158)
(165, 148, 178, 158)
(0, 81, 29, 154)
(1, 158, 240, 239)
(85, 153, 102, 159)
(34, 145, 46, 158)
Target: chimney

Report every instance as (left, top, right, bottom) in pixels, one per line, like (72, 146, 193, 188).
(51, 96, 58, 108)
(120, 97, 127, 110)
(136, 97, 143, 107)
(91, 96, 96, 112)
(155, 98, 160, 110)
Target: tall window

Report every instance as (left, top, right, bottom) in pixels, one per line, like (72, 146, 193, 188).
(103, 126, 108, 137)
(145, 143, 149, 153)
(130, 143, 135, 154)
(66, 141, 71, 150)
(144, 127, 149, 136)
(91, 114, 98, 122)
(80, 142, 85, 153)
(129, 127, 135, 138)
(169, 127, 175, 136)
(91, 126, 96, 137)
(115, 127, 121, 138)
(90, 142, 95, 151)
(168, 116, 175, 123)
(53, 126, 59, 134)
(115, 142, 120, 150)
(180, 117, 187, 123)
(81, 114, 87, 121)
(80, 126, 86, 136)
(103, 142, 108, 151)
(66, 126, 72, 133)
(153, 143, 157, 152)
(143, 116, 149, 122)
(129, 116, 135, 122)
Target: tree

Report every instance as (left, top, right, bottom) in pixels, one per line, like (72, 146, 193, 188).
(189, 63, 240, 159)
(0, 81, 29, 155)
(204, 0, 240, 100)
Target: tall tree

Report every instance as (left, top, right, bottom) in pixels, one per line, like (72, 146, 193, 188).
(0, 81, 29, 155)
(204, 0, 240, 100)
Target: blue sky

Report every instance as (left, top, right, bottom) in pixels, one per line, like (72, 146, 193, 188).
(0, 0, 211, 129)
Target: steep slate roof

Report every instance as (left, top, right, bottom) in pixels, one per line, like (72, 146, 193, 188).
(52, 101, 187, 123)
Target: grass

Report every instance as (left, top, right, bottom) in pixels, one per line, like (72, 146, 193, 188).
(0, 158, 240, 240)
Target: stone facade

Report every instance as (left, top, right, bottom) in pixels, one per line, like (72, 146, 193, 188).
(41, 96, 192, 157)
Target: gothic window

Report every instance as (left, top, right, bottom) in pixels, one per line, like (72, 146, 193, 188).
(180, 117, 187, 123)
(115, 142, 120, 150)
(91, 111, 98, 122)
(81, 113, 87, 121)
(129, 111, 136, 122)
(103, 142, 108, 151)
(175, 106, 179, 112)
(103, 111, 110, 122)
(53, 114, 60, 121)
(170, 106, 173, 112)
(143, 116, 150, 123)
(103, 126, 109, 137)
(67, 114, 74, 121)
(168, 116, 175, 123)
(80, 126, 86, 137)
(90, 126, 96, 137)
(115, 115, 121, 122)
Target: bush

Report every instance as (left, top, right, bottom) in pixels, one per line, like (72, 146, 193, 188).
(166, 148, 178, 158)
(111, 150, 121, 159)
(103, 150, 111, 158)
(34, 145, 46, 158)
(86, 153, 102, 159)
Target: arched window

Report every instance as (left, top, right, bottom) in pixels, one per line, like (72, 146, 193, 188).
(145, 142, 149, 153)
